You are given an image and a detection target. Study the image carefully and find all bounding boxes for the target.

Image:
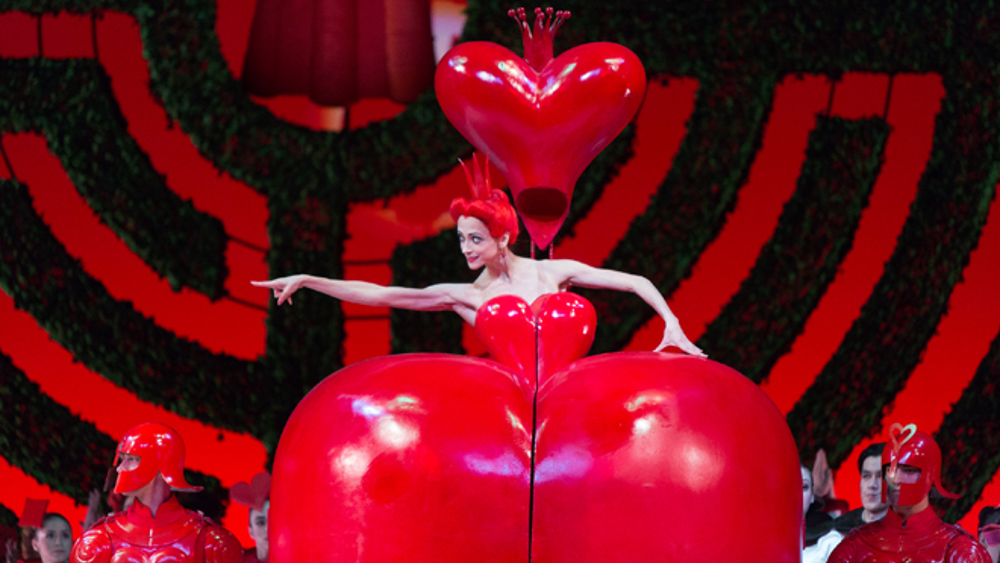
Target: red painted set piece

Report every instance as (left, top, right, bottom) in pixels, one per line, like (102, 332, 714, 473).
(269, 7, 801, 561)
(270, 296, 801, 561)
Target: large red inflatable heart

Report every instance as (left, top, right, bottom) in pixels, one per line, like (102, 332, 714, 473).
(435, 39, 646, 250)
(270, 296, 802, 562)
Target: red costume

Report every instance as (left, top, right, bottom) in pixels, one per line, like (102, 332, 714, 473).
(70, 423, 242, 563)
(828, 425, 990, 563)
(827, 508, 988, 563)
(242, 547, 264, 563)
(70, 496, 242, 563)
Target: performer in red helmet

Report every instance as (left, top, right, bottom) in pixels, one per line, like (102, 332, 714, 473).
(69, 423, 243, 563)
(827, 424, 990, 563)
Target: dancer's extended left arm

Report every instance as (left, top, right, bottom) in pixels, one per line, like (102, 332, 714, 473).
(542, 260, 706, 357)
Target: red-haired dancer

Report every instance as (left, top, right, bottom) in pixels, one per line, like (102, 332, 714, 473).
(253, 155, 704, 356)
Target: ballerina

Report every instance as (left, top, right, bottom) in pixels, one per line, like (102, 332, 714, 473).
(252, 155, 704, 357)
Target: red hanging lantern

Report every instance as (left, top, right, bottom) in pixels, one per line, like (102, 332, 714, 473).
(242, 0, 435, 106)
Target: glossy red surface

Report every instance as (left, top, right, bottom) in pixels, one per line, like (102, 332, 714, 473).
(270, 354, 535, 562)
(113, 423, 200, 494)
(71, 496, 243, 563)
(827, 507, 991, 563)
(435, 40, 646, 249)
(475, 293, 597, 385)
(532, 353, 801, 562)
(270, 298, 801, 561)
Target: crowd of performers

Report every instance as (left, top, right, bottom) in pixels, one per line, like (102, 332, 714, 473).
(5, 421, 998, 563)
(6, 424, 267, 563)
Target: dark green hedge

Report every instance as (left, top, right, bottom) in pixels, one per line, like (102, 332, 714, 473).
(0, 503, 17, 528)
(0, 349, 225, 508)
(0, 179, 264, 435)
(787, 72, 1000, 469)
(936, 327, 1000, 523)
(698, 116, 890, 381)
(0, 58, 228, 298)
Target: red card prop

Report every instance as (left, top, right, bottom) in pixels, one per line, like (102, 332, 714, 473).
(18, 498, 48, 528)
(435, 8, 646, 250)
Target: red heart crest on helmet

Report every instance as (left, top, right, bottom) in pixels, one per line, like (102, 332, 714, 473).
(435, 40, 646, 249)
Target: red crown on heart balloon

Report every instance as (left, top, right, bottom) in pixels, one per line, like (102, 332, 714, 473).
(507, 7, 571, 71)
(435, 6, 646, 251)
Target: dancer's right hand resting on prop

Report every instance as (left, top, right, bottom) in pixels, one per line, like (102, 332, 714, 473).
(252, 157, 705, 358)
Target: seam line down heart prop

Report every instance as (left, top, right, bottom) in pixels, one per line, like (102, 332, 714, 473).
(269, 8, 801, 561)
(270, 293, 802, 561)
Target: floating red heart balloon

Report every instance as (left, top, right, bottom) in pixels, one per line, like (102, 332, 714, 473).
(435, 33, 645, 249)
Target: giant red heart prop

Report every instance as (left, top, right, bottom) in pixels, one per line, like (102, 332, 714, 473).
(531, 353, 801, 561)
(270, 297, 801, 562)
(435, 40, 646, 249)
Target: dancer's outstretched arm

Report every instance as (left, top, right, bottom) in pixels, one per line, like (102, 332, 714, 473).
(541, 260, 706, 357)
(252, 275, 471, 313)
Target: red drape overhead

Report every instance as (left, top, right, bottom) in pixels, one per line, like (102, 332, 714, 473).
(241, 0, 434, 106)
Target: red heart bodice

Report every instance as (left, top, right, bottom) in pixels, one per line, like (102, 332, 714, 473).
(474, 292, 597, 386)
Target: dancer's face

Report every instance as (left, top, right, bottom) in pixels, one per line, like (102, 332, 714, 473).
(248, 501, 269, 558)
(457, 216, 506, 270)
(801, 466, 814, 516)
(33, 517, 72, 563)
(859, 455, 887, 514)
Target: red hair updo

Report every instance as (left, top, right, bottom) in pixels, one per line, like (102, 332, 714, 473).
(449, 153, 519, 242)
(450, 189, 519, 242)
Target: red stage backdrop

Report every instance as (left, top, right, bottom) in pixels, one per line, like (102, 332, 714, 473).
(1, 0, 999, 548)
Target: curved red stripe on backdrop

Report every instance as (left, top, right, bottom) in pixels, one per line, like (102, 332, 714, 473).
(39, 12, 92, 58)
(0, 296, 268, 481)
(5, 134, 266, 358)
(626, 74, 831, 351)
(98, 12, 270, 251)
(879, 184, 1000, 440)
(761, 73, 943, 415)
(554, 79, 699, 267)
(874, 181, 1000, 534)
(0, 458, 84, 538)
(0, 12, 37, 57)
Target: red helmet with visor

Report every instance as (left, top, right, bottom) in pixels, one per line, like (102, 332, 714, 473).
(113, 422, 202, 494)
(880, 423, 959, 506)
